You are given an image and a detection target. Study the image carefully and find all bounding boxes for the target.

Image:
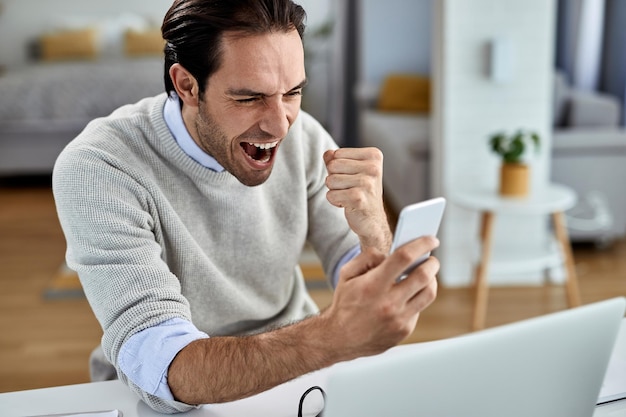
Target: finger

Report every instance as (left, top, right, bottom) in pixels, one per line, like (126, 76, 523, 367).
(327, 187, 380, 215)
(323, 149, 336, 165)
(326, 159, 367, 176)
(405, 273, 438, 313)
(394, 256, 440, 302)
(338, 248, 386, 284)
(325, 164, 380, 195)
(332, 147, 383, 162)
(383, 236, 440, 285)
(326, 173, 370, 191)
(326, 154, 382, 176)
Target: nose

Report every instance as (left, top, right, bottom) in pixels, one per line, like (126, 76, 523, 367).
(259, 97, 292, 139)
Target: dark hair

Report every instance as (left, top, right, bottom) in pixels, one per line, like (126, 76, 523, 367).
(161, 0, 307, 97)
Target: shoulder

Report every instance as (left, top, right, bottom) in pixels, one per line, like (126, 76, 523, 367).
(54, 94, 169, 186)
(287, 110, 338, 154)
(291, 110, 333, 139)
(90, 94, 168, 138)
(57, 94, 167, 160)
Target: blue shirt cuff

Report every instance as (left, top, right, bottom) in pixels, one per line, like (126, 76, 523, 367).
(118, 317, 209, 401)
(332, 244, 361, 288)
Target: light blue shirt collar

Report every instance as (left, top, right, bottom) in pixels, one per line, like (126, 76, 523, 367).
(163, 93, 225, 172)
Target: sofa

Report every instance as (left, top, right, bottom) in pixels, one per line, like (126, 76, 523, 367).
(0, 19, 165, 177)
(358, 71, 626, 244)
(551, 70, 626, 244)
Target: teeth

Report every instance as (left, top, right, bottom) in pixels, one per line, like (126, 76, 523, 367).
(249, 141, 278, 150)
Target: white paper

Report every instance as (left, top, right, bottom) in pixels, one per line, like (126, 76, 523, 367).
(27, 410, 121, 417)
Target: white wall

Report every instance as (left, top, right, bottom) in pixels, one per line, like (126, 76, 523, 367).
(297, 0, 332, 30)
(432, 0, 557, 286)
(360, 0, 432, 87)
(297, 0, 334, 126)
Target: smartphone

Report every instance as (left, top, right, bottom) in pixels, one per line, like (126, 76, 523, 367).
(390, 197, 446, 280)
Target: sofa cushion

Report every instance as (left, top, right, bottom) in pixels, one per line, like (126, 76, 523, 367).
(124, 28, 165, 56)
(566, 91, 621, 128)
(39, 28, 99, 61)
(377, 74, 430, 113)
(360, 110, 430, 152)
(553, 128, 626, 152)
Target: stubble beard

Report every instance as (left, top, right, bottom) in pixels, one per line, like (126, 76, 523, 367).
(194, 109, 273, 187)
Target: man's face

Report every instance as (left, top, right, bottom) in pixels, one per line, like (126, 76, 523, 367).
(192, 29, 306, 186)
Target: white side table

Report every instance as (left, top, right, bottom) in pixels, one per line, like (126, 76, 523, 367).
(451, 183, 581, 330)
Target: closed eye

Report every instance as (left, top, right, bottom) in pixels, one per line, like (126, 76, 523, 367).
(236, 97, 260, 104)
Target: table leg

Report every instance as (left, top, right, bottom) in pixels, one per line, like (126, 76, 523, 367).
(552, 211, 582, 307)
(473, 211, 495, 331)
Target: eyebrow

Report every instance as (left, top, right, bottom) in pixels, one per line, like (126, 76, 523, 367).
(227, 79, 308, 97)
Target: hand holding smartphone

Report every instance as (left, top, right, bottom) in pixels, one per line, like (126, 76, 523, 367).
(390, 197, 446, 280)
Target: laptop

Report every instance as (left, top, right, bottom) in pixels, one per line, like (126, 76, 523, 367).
(324, 297, 626, 417)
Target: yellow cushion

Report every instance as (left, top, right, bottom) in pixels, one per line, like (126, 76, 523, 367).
(124, 28, 164, 56)
(39, 28, 98, 61)
(377, 74, 431, 113)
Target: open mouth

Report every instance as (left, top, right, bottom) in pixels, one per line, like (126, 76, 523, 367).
(241, 140, 279, 164)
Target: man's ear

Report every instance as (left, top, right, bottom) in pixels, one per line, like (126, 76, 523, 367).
(169, 63, 200, 108)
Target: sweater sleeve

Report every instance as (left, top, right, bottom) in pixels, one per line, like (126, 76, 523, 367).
(297, 113, 361, 281)
(53, 145, 198, 413)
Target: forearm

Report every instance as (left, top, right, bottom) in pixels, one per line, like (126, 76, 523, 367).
(168, 313, 343, 405)
(168, 236, 440, 406)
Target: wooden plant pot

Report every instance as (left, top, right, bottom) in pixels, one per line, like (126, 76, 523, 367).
(499, 163, 529, 197)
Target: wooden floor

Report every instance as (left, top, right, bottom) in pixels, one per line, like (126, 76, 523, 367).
(1, 176, 625, 394)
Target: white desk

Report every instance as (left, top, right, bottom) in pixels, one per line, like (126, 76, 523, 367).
(2, 369, 329, 417)
(2, 319, 625, 417)
(597, 317, 626, 416)
(451, 183, 581, 330)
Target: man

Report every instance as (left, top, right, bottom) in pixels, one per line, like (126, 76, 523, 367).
(52, 0, 439, 413)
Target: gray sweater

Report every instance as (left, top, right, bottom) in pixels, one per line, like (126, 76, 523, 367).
(52, 93, 359, 412)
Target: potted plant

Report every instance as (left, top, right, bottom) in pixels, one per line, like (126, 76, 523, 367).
(489, 129, 540, 197)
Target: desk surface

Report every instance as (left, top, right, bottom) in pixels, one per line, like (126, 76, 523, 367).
(2, 319, 625, 417)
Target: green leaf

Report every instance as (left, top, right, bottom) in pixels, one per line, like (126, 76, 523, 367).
(488, 129, 541, 161)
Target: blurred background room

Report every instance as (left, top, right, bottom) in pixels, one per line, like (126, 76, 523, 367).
(1, 0, 625, 394)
